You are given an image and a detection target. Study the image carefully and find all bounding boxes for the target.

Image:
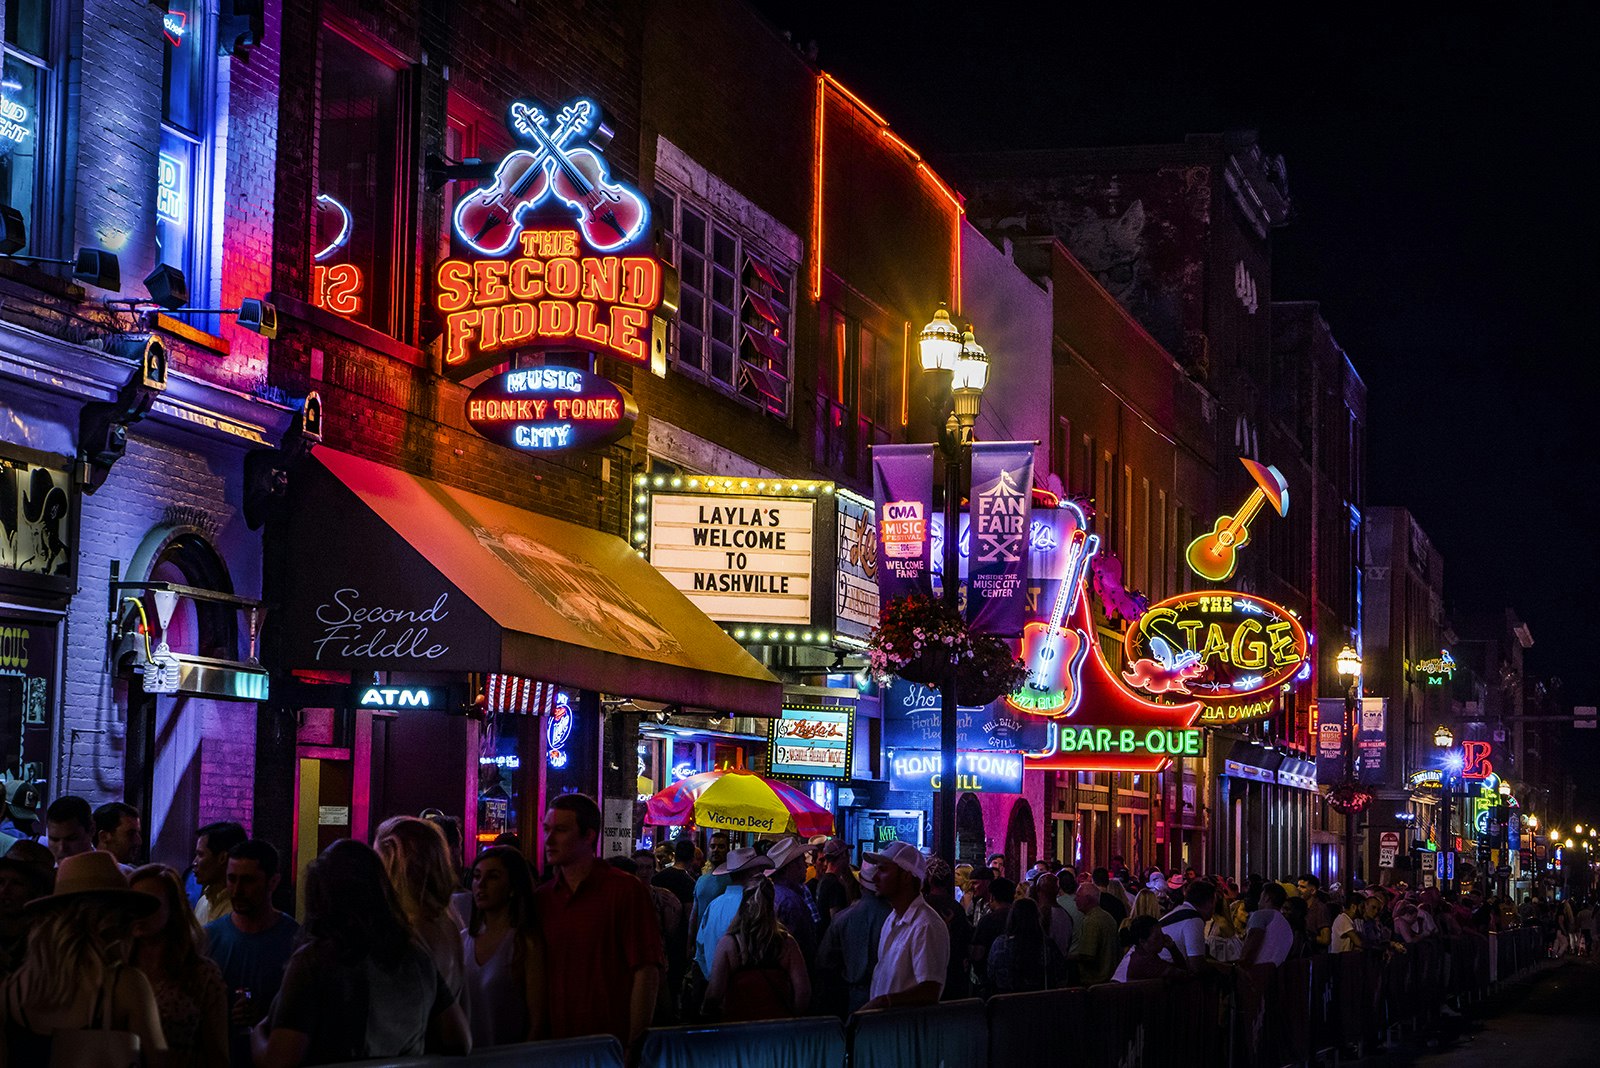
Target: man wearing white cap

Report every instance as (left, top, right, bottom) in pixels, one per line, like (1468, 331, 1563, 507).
(860, 840, 948, 1011)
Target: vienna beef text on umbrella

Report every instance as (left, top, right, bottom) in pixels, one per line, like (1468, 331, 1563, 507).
(645, 768, 834, 838)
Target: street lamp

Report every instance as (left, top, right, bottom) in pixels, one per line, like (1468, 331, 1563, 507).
(918, 303, 989, 865)
(1498, 781, 1513, 799)
(1433, 724, 1454, 749)
(1433, 724, 1456, 889)
(1337, 644, 1362, 882)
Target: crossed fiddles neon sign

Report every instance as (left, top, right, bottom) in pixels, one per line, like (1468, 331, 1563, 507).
(453, 97, 649, 256)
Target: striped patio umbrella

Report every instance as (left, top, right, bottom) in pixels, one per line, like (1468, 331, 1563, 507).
(644, 768, 834, 838)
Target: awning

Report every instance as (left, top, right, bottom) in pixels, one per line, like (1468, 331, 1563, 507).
(1223, 741, 1282, 784)
(281, 447, 781, 717)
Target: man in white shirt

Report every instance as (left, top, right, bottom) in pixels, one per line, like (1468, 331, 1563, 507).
(1330, 895, 1364, 952)
(1165, 880, 1216, 961)
(1240, 882, 1294, 967)
(861, 841, 949, 1010)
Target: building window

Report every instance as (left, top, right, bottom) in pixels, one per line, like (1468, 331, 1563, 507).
(316, 31, 403, 332)
(653, 184, 794, 417)
(816, 308, 894, 479)
(158, 0, 218, 310)
(2, 0, 57, 254)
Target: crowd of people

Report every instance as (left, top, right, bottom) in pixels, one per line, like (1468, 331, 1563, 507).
(0, 784, 1566, 1065)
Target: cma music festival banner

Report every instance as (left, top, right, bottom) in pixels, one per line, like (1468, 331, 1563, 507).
(872, 444, 934, 602)
(966, 442, 1033, 636)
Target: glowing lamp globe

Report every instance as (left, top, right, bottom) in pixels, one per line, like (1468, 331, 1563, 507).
(918, 305, 962, 373)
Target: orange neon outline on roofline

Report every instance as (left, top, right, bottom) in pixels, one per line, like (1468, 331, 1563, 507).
(813, 72, 965, 310)
(900, 321, 911, 427)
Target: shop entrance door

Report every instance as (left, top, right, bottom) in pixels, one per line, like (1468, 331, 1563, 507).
(293, 709, 382, 917)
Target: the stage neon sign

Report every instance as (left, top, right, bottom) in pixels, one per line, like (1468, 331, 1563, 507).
(1122, 590, 1307, 725)
(436, 227, 661, 368)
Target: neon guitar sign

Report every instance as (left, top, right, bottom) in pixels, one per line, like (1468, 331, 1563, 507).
(1007, 528, 1100, 717)
(440, 96, 660, 377)
(1185, 457, 1289, 582)
(452, 97, 649, 256)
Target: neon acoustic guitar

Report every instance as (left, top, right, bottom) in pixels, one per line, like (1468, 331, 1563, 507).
(453, 100, 596, 256)
(518, 102, 649, 252)
(1183, 458, 1289, 583)
(1008, 529, 1100, 718)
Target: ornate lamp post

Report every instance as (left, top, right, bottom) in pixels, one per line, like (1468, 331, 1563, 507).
(918, 305, 990, 864)
(1434, 723, 1455, 891)
(1336, 644, 1362, 883)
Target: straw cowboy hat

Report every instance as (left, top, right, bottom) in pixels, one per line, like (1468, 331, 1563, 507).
(26, 851, 159, 916)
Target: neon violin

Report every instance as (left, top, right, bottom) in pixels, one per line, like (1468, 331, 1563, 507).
(1184, 457, 1289, 582)
(516, 101, 649, 252)
(1007, 528, 1100, 718)
(452, 100, 597, 256)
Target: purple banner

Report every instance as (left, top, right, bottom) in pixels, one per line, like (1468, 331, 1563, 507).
(872, 444, 935, 602)
(966, 442, 1034, 636)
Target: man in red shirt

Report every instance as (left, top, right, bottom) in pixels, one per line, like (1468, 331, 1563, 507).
(536, 793, 663, 1048)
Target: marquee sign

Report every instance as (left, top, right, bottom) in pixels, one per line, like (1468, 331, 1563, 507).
(1122, 590, 1307, 725)
(465, 366, 636, 453)
(636, 475, 839, 639)
(439, 97, 661, 378)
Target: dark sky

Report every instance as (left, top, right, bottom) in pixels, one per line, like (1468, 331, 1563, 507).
(752, 3, 1600, 707)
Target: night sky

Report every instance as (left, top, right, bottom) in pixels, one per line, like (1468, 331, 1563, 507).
(752, 5, 1600, 722)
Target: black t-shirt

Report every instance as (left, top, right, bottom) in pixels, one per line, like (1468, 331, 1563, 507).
(815, 872, 852, 927)
(653, 866, 697, 907)
(972, 903, 1011, 984)
(272, 940, 453, 1063)
(1100, 891, 1128, 924)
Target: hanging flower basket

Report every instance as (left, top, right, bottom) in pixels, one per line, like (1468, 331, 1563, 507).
(868, 595, 1029, 704)
(1326, 780, 1373, 814)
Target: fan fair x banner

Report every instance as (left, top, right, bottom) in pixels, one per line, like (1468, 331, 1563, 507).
(966, 442, 1034, 637)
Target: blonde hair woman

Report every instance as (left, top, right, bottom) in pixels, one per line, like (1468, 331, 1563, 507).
(375, 815, 465, 999)
(703, 878, 810, 1021)
(1121, 889, 1163, 930)
(1, 852, 168, 1066)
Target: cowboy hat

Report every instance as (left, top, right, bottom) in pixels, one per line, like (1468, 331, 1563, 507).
(765, 836, 808, 873)
(25, 851, 159, 916)
(712, 845, 773, 878)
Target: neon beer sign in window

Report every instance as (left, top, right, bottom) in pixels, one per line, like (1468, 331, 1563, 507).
(312, 193, 364, 317)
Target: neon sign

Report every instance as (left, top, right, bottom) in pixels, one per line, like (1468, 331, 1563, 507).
(1185, 458, 1289, 582)
(465, 366, 637, 453)
(156, 153, 185, 225)
(437, 228, 661, 370)
(1415, 650, 1455, 685)
(452, 97, 648, 256)
(312, 195, 363, 317)
(0, 97, 32, 145)
(1122, 590, 1307, 725)
(1461, 739, 1493, 782)
(1016, 505, 1204, 774)
(546, 690, 574, 769)
(348, 685, 447, 710)
(888, 750, 1024, 793)
(162, 11, 187, 46)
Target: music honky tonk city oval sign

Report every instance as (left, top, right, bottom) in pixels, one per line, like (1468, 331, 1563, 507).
(1121, 590, 1307, 725)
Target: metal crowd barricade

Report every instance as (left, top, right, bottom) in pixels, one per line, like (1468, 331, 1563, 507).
(1087, 979, 1166, 1068)
(987, 988, 1091, 1064)
(1277, 957, 1314, 1065)
(847, 999, 987, 1068)
(1229, 963, 1279, 1068)
(640, 1017, 844, 1068)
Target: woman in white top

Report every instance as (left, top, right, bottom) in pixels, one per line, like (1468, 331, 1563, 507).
(460, 846, 544, 1047)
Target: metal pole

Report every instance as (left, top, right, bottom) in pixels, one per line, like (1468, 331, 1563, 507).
(1345, 682, 1357, 885)
(1440, 776, 1453, 894)
(937, 442, 961, 865)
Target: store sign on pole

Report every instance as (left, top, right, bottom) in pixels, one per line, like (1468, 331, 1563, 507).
(1122, 590, 1308, 724)
(1357, 698, 1388, 784)
(439, 97, 661, 380)
(767, 704, 853, 780)
(465, 366, 636, 453)
(1314, 701, 1345, 784)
